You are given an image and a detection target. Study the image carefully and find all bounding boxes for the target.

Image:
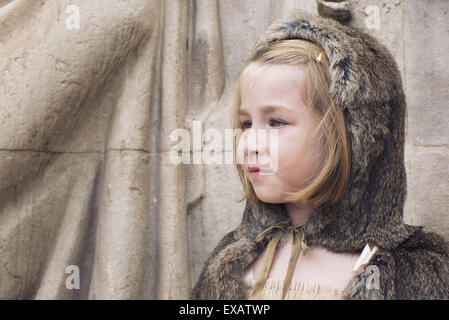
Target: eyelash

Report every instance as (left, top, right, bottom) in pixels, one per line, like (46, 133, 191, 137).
(242, 119, 287, 129)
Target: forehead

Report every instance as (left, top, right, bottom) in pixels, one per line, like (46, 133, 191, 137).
(239, 63, 306, 109)
(242, 61, 301, 82)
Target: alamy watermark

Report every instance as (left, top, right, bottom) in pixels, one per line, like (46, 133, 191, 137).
(65, 265, 80, 290)
(365, 5, 380, 30)
(65, 5, 80, 30)
(169, 120, 279, 175)
(365, 264, 380, 290)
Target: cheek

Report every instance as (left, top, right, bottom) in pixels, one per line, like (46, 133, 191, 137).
(274, 135, 321, 185)
(274, 135, 307, 170)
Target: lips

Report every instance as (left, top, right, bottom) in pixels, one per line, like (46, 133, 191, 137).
(248, 166, 273, 177)
(248, 167, 260, 178)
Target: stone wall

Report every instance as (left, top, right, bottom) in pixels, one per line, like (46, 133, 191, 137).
(0, 0, 447, 299)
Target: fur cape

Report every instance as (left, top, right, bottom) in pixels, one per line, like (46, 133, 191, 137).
(191, 11, 449, 300)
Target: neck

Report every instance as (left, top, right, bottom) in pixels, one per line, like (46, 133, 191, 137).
(284, 202, 313, 226)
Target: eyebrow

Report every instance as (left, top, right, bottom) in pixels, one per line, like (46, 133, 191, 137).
(238, 105, 295, 116)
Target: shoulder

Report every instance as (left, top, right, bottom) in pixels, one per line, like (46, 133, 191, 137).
(190, 229, 241, 300)
(190, 230, 234, 300)
(390, 226, 449, 299)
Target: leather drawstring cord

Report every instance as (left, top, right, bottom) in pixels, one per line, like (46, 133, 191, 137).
(249, 224, 308, 300)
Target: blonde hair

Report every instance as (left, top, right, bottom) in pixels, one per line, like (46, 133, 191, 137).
(232, 39, 351, 209)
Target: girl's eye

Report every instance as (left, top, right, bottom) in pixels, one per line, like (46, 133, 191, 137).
(242, 121, 252, 129)
(242, 119, 286, 129)
(270, 119, 287, 127)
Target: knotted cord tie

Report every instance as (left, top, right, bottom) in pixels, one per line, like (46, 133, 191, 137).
(249, 223, 308, 300)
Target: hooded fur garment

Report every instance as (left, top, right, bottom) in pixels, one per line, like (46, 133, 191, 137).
(191, 11, 449, 300)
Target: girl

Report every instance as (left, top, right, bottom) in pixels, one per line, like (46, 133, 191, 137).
(191, 11, 449, 300)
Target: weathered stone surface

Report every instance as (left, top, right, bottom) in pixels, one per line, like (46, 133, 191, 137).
(0, 152, 102, 299)
(0, 0, 448, 300)
(404, 146, 449, 240)
(404, 0, 449, 145)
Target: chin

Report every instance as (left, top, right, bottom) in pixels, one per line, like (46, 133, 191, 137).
(253, 189, 285, 204)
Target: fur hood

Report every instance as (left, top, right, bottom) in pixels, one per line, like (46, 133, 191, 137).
(191, 11, 449, 299)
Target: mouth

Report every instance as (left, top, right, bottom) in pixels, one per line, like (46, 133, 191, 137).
(248, 166, 259, 172)
(248, 166, 271, 177)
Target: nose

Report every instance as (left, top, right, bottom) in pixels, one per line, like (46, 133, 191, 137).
(244, 127, 267, 165)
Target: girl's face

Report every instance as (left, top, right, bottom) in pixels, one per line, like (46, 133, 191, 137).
(237, 63, 325, 203)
